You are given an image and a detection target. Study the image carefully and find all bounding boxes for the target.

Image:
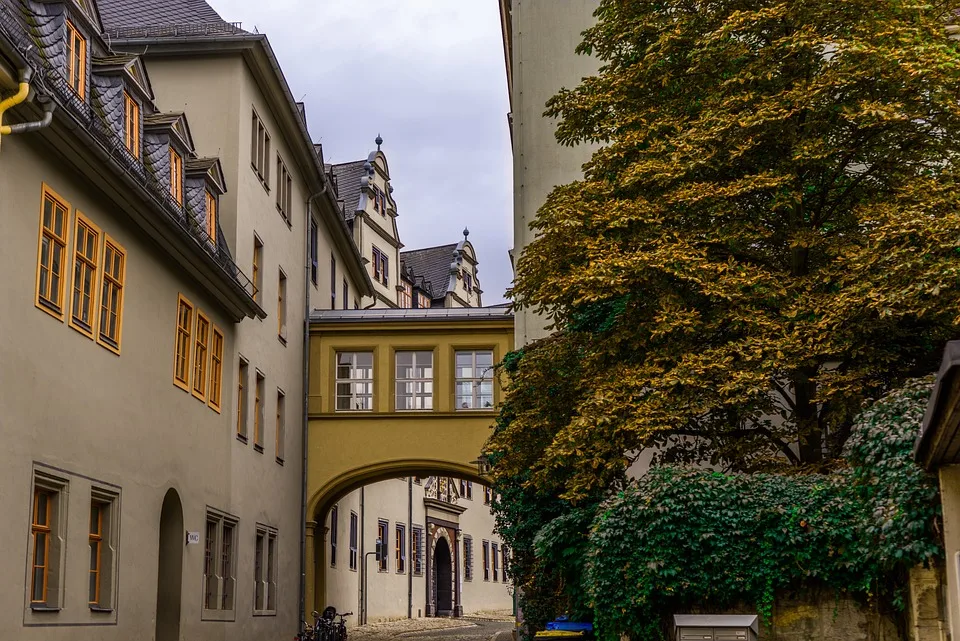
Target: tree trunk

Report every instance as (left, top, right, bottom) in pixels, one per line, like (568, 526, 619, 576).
(793, 368, 822, 464)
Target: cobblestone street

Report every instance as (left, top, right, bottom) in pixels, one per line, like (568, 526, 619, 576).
(349, 613, 515, 641)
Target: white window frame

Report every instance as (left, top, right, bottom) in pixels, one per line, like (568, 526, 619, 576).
(395, 350, 433, 411)
(202, 510, 238, 620)
(455, 350, 494, 410)
(336, 352, 374, 411)
(254, 525, 278, 615)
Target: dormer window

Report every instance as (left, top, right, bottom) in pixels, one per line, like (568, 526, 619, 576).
(205, 191, 217, 245)
(65, 21, 86, 99)
(465, 273, 473, 293)
(124, 92, 140, 158)
(169, 148, 183, 205)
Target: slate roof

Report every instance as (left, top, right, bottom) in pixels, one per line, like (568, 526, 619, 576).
(400, 244, 459, 300)
(329, 160, 369, 222)
(98, 0, 244, 33)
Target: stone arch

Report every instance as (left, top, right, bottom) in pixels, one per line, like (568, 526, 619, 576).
(305, 457, 487, 614)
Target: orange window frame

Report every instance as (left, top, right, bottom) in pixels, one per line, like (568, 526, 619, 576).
(30, 488, 52, 604)
(205, 191, 217, 245)
(169, 148, 183, 205)
(192, 311, 210, 401)
(65, 21, 86, 99)
(36, 185, 71, 319)
(208, 327, 224, 412)
(253, 373, 264, 449)
(88, 502, 103, 604)
(69, 212, 101, 339)
(252, 237, 262, 301)
(124, 92, 140, 158)
(276, 390, 285, 461)
(237, 359, 248, 437)
(278, 271, 286, 338)
(173, 295, 194, 391)
(97, 237, 126, 354)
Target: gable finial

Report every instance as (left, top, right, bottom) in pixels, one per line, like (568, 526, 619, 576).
(375, 134, 383, 151)
(463, 227, 470, 240)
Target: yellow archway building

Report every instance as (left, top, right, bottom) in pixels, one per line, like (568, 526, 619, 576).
(305, 307, 513, 613)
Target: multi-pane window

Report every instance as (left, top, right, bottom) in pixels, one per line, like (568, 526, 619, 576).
(208, 328, 224, 412)
(463, 536, 474, 581)
(396, 351, 433, 410)
(276, 389, 285, 463)
(342, 278, 348, 310)
(465, 273, 473, 293)
(254, 526, 278, 613)
(399, 281, 412, 308)
(252, 236, 262, 302)
(254, 372, 265, 450)
(455, 350, 494, 410)
(65, 21, 86, 99)
(492, 542, 499, 582)
(203, 512, 237, 612)
(173, 295, 194, 390)
(330, 255, 336, 309)
(395, 524, 406, 574)
(205, 191, 217, 244)
(97, 238, 125, 352)
(237, 358, 249, 438)
(37, 187, 69, 317)
(310, 219, 318, 285)
(483, 485, 493, 505)
(276, 155, 292, 221)
(482, 540, 490, 581)
(377, 520, 388, 571)
(169, 148, 183, 205)
(124, 92, 140, 158)
(30, 488, 53, 604)
(459, 480, 473, 500)
(278, 270, 287, 341)
(251, 109, 271, 187)
(349, 512, 358, 571)
(70, 213, 100, 337)
(87, 491, 116, 609)
(330, 506, 338, 567)
(372, 246, 389, 285)
(193, 312, 210, 401)
(336, 352, 373, 411)
(412, 526, 424, 575)
(416, 292, 431, 309)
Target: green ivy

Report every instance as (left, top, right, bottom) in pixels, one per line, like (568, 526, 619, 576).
(512, 377, 941, 641)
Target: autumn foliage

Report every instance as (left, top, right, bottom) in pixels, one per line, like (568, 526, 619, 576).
(489, 0, 960, 501)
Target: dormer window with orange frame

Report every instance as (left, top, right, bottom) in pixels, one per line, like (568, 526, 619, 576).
(65, 21, 86, 99)
(169, 148, 183, 205)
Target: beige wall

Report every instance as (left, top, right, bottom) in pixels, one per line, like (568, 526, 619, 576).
(142, 52, 366, 639)
(509, 0, 599, 346)
(0, 123, 245, 641)
(940, 465, 960, 639)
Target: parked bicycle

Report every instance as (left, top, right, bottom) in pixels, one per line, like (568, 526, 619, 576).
(295, 606, 352, 641)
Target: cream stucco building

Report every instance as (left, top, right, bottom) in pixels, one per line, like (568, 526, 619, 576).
(319, 143, 512, 624)
(499, 0, 599, 347)
(0, 0, 369, 639)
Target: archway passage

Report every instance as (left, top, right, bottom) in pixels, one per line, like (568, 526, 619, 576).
(156, 489, 183, 641)
(434, 537, 453, 616)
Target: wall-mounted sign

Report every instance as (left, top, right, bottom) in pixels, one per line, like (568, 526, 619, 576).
(186, 531, 201, 545)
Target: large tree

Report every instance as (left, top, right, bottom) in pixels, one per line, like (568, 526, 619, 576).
(490, 0, 960, 500)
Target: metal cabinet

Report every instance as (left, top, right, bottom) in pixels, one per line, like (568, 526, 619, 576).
(673, 615, 758, 641)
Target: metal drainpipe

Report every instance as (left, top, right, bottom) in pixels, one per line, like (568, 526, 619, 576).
(0, 68, 55, 152)
(407, 477, 413, 618)
(301, 182, 327, 635)
(359, 486, 365, 623)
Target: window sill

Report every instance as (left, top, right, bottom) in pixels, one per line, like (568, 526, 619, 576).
(276, 457, 284, 466)
(201, 608, 237, 622)
(30, 604, 61, 612)
(253, 610, 277, 617)
(89, 606, 114, 613)
(278, 335, 287, 347)
(237, 433, 248, 444)
(254, 444, 264, 454)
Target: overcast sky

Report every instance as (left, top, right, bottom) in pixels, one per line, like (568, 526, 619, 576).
(210, 0, 514, 304)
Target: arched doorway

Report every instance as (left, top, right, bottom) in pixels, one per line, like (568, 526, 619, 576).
(156, 489, 183, 641)
(434, 537, 453, 616)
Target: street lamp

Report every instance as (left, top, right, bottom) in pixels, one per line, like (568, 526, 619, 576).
(473, 454, 491, 476)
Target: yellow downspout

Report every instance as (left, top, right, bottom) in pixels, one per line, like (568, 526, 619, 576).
(0, 80, 30, 135)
